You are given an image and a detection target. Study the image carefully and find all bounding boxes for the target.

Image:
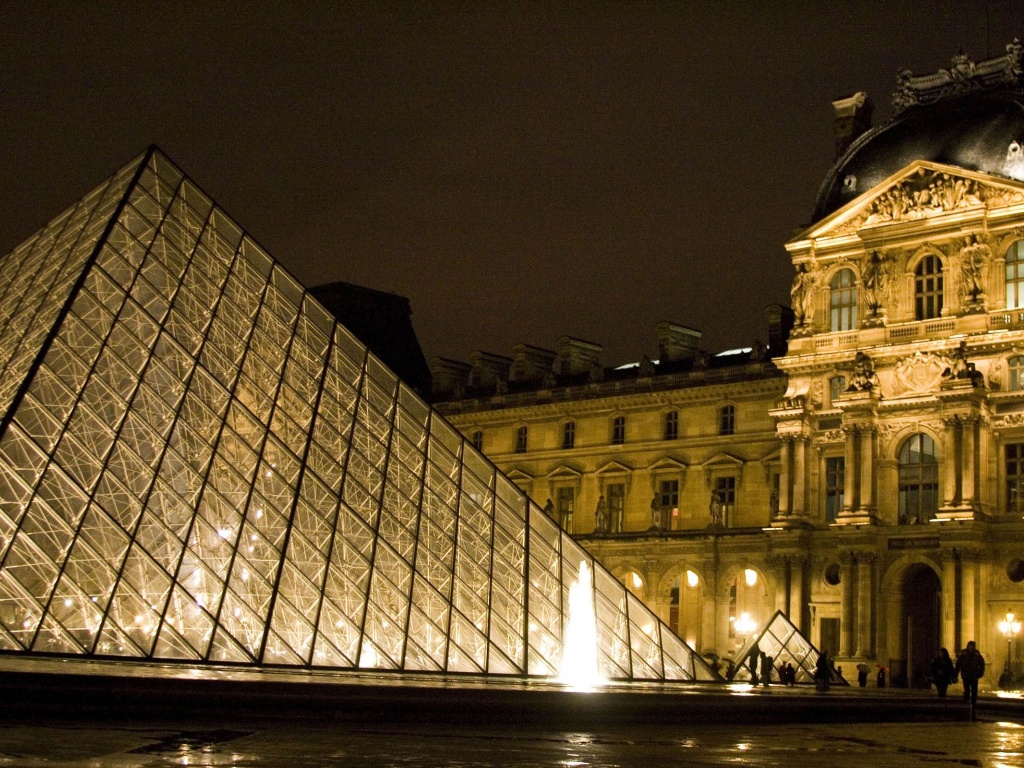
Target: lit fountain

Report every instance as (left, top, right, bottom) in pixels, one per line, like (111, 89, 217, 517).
(558, 560, 605, 689)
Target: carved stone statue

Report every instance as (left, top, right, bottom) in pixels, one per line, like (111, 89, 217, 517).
(847, 351, 879, 392)
(791, 263, 818, 326)
(861, 250, 892, 316)
(650, 494, 662, 531)
(594, 495, 608, 534)
(638, 355, 656, 377)
(943, 341, 985, 387)
(708, 492, 724, 528)
(959, 235, 990, 305)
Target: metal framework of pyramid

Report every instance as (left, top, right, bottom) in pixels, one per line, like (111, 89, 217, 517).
(727, 610, 846, 685)
(0, 147, 718, 682)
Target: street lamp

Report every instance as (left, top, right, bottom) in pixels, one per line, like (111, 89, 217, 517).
(734, 611, 757, 640)
(998, 612, 1022, 687)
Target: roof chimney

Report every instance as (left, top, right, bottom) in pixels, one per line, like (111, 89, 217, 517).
(655, 322, 702, 363)
(509, 344, 557, 383)
(556, 337, 603, 376)
(430, 357, 471, 399)
(469, 351, 513, 389)
(831, 92, 873, 158)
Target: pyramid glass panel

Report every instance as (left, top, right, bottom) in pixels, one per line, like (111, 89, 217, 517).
(0, 148, 718, 682)
(727, 610, 846, 685)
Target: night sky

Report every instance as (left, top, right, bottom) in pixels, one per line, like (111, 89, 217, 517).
(2, 2, 1023, 368)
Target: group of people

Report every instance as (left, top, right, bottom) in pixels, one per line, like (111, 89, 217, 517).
(932, 641, 986, 706)
(742, 641, 797, 688)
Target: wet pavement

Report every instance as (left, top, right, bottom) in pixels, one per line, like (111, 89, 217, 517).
(1, 717, 1023, 767)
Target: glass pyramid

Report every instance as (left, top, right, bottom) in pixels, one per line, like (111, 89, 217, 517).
(0, 148, 718, 682)
(727, 610, 846, 685)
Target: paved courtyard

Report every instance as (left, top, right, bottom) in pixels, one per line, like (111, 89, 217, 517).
(0, 717, 1022, 767)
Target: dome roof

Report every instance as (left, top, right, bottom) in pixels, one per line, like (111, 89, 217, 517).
(813, 88, 1024, 223)
(813, 43, 1024, 224)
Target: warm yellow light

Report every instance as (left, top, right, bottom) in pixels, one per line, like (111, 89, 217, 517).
(745, 568, 758, 587)
(735, 611, 757, 637)
(686, 570, 699, 588)
(999, 612, 1022, 637)
(63, 598, 73, 608)
(558, 560, 604, 689)
(631, 572, 643, 589)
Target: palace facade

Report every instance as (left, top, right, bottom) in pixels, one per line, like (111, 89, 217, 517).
(434, 43, 1024, 687)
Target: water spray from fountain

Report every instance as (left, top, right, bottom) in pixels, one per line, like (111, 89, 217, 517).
(558, 560, 604, 689)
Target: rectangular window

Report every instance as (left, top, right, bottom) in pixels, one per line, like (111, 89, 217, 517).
(825, 457, 844, 522)
(471, 430, 483, 452)
(557, 486, 575, 533)
(720, 405, 735, 436)
(659, 479, 679, 509)
(715, 476, 736, 525)
(515, 426, 527, 453)
(562, 421, 576, 449)
(607, 483, 625, 533)
(612, 416, 625, 445)
(664, 410, 679, 440)
(1008, 444, 1024, 515)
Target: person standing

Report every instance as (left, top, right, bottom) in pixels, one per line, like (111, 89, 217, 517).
(815, 650, 831, 693)
(931, 648, 955, 698)
(955, 641, 986, 716)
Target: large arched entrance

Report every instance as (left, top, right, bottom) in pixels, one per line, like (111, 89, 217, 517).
(899, 564, 941, 688)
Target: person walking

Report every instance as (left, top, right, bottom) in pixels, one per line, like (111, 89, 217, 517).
(931, 648, 955, 699)
(955, 641, 986, 718)
(815, 650, 831, 693)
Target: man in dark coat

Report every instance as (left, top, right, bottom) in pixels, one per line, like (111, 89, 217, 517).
(955, 640, 986, 709)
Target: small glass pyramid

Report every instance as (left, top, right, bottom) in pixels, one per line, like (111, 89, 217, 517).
(727, 610, 846, 685)
(0, 148, 719, 682)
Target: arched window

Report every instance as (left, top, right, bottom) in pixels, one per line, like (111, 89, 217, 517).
(898, 434, 939, 524)
(829, 269, 858, 331)
(1010, 356, 1024, 391)
(915, 255, 943, 320)
(1006, 240, 1024, 309)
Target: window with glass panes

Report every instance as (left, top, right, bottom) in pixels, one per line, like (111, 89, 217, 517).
(607, 483, 625, 532)
(830, 375, 847, 405)
(557, 486, 575, 532)
(562, 421, 575, 449)
(612, 415, 625, 445)
(1006, 240, 1024, 309)
(664, 410, 678, 440)
(898, 433, 939, 523)
(720, 404, 735, 435)
(515, 425, 528, 452)
(825, 457, 844, 522)
(715, 476, 736, 525)
(471, 430, 483, 451)
(1008, 444, 1024, 515)
(1010, 356, 1024, 391)
(830, 269, 858, 331)
(915, 255, 944, 320)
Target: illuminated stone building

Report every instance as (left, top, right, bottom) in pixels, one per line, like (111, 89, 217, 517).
(0, 148, 715, 683)
(436, 43, 1024, 687)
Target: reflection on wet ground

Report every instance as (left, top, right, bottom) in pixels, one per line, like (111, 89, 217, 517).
(1, 719, 1022, 767)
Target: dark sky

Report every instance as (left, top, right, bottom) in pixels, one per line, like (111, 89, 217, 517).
(2, 2, 1023, 367)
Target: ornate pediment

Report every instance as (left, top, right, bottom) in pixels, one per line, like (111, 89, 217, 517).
(794, 161, 1024, 242)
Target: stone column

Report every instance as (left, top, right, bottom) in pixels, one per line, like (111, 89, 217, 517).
(962, 417, 977, 510)
(942, 417, 961, 509)
(792, 438, 808, 517)
(844, 427, 858, 513)
(788, 557, 804, 632)
(778, 438, 792, 517)
(960, 555, 978, 645)
(941, 554, 958, 650)
(855, 554, 875, 658)
(858, 427, 875, 514)
(840, 554, 856, 657)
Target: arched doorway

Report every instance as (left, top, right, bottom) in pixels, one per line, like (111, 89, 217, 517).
(668, 568, 704, 651)
(899, 564, 941, 688)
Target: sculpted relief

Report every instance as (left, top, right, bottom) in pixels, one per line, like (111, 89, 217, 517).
(889, 352, 947, 396)
(834, 169, 1024, 234)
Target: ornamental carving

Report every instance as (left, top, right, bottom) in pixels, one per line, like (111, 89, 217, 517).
(892, 41, 1023, 113)
(861, 250, 897, 317)
(957, 235, 990, 305)
(791, 262, 819, 327)
(834, 170, 1024, 234)
(820, 429, 844, 443)
(994, 413, 1024, 428)
(890, 352, 947, 396)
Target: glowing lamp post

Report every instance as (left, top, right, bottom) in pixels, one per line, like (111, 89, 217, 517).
(734, 612, 757, 642)
(999, 612, 1022, 685)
